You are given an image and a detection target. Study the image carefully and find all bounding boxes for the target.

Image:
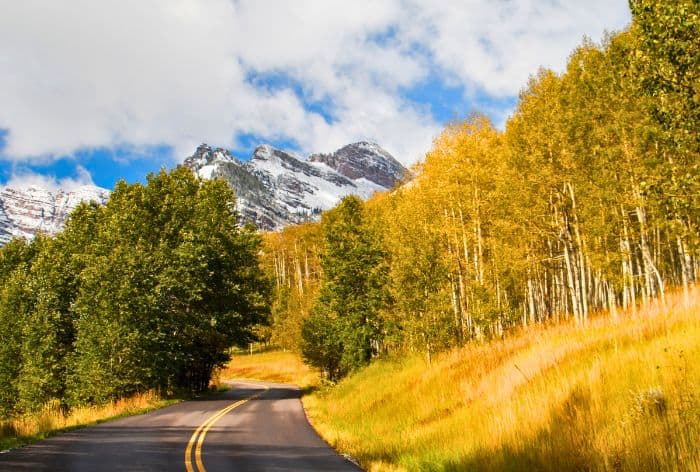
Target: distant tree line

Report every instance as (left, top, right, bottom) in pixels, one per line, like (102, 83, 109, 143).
(0, 167, 269, 416)
(263, 0, 699, 379)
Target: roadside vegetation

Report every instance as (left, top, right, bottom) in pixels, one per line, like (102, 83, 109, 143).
(0, 392, 176, 451)
(257, 5, 700, 469)
(304, 288, 700, 471)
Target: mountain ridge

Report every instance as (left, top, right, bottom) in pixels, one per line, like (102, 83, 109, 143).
(182, 141, 408, 231)
(0, 185, 109, 245)
(0, 141, 408, 245)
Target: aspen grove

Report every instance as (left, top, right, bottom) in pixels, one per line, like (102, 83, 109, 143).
(263, 1, 700, 375)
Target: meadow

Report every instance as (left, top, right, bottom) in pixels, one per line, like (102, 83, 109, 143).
(227, 288, 700, 471)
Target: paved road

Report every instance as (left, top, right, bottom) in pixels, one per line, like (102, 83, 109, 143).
(0, 381, 361, 471)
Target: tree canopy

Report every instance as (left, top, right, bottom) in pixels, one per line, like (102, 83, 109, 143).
(0, 167, 269, 414)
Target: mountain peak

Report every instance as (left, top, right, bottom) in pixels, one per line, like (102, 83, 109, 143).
(183, 144, 239, 180)
(309, 142, 408, 188)
(183, 141, 408, 230)
(185, 143, 237, 165)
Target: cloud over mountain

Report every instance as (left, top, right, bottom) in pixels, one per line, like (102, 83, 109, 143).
(0, 0, 631, 169)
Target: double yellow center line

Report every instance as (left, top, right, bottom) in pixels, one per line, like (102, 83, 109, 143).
(184, 385, 269, 472)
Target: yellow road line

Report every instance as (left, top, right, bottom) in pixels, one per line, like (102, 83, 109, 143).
(185, 385, 268, 472)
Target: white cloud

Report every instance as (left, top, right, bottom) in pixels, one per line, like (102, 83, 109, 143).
(0, 0, 631, 167)
(4, 166, 96, 192)
(397, 1, 632, 96)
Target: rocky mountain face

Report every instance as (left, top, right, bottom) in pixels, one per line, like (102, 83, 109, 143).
(0, 186, 110, 245)
(309, 142, 407, 188)
(182, 142, 409, 231)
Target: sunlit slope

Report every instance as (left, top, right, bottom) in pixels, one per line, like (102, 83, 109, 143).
(304, 288, 700, 472)
(220, 350, 320, 389)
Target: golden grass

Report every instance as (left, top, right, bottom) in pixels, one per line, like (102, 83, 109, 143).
(304, 287, 700, 471)
(0, 391, 174, 451)
(219, 350, 320, 388)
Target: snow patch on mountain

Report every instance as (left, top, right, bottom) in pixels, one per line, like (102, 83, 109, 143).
(0, 185, 110, 245)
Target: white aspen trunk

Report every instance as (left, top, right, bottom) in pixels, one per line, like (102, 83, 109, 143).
(496, 272, 502, 310)
(588, 259, 595, 310)
(677, 236, 690, 307)
(280, 254, 287, 288)
(654, 226, 662, 269)
(495, 272, 503, 335)
(554, 272, 562, 323)
(636, 205, 654, 300)
(635, 250, 649, 303)
(592, 272, 600, 311)
(458, 205, 470, 280)
(566, 183, 589, 321)
(445, 206, 467, 341)
(558, 250, 567, 320)
(542, 270, 549, 320)
(643, 247, 665, 304)
(273, 254, 281, 288)
(527, 270, 536, 325)
(621, 245, 629, 310)
(538, 278, 547, 322)
(607, 281, 618, 319)
(294, 243, 304, 293)
(448, 272, 461, 340)
(458, 270, 468, 339)
(635, 203, 665, 303)
(563, 234, 581, 324)
(456, 205, 472, 337)
(621, 206, 636, 315)
(476, 221, 484, 285)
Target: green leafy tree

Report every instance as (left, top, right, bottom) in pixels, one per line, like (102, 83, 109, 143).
(68, 168, 270, 404)
(0, 238, 36, 415)
(301, 196, 388, 380)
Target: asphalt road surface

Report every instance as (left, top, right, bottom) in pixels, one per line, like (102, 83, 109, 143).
(0, 380, 361, 471)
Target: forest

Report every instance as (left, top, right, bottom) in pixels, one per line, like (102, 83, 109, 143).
(263, 0, 699, 380)
(0, 168, 269, 416)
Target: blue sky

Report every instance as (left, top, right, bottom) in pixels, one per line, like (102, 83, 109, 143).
(0, 77, 510, 189)
(0, 1, 631, 191)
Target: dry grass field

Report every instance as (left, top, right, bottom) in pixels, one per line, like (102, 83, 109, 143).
(302, 288, 700, 471)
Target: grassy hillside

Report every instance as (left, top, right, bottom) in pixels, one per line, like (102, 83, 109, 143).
(301, 288, 700, 471)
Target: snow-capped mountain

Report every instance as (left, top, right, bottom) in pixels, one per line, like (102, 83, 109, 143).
(183, 142, 409, 230)
(0, 186, 110, 245)
(0, 142, 408, 245)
